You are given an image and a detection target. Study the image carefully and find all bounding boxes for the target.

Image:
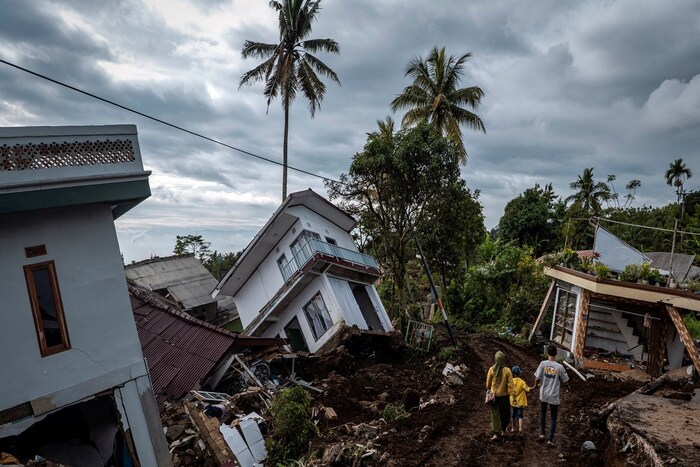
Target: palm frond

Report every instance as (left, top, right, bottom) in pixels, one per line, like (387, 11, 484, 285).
(241, 41, 278, 59)
(298, 58, 326, 116)
(239, 56, 276, 88)
(302, 53, 340, 84)
(301, 38, 339, 54)
(449, 105, 486, 133)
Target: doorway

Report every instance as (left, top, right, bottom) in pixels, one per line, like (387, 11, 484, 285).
(351, 283, 383, 331)
(283, 316, 309, 352)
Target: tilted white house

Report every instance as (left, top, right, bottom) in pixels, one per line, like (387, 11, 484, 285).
(212, 189, 392, 353)
(0, 125, 170, 466)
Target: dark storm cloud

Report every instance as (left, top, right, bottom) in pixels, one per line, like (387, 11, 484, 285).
(1, 0, 699, 260)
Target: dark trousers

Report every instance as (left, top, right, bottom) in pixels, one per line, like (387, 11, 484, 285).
(540, 402, 559, 440)
(495, 395, 511, 433)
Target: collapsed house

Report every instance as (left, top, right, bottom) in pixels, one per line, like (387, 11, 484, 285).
(126, 253, 239, 329)
(531, 225, 700, 376)
(0, 125, 170, 466)
(212, 189, 393, 353)
(127, 280, 282, 411)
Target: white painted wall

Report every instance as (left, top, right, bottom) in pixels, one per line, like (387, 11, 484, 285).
(235, 205, 362, 327)
(286, 206, 357, 250)
(260, 276, 344, 353)
(0, 205, 146, 410)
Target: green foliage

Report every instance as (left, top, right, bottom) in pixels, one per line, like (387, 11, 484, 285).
(558, 248, 581, 269)
(438, 346, 457, 362)
(620, 264, 640, 282)
(684, 313, 700, 339)
(446, 239, 550, 333)
(266, 387, 317, 463)
(382, 403, 409, 423)
(580, 257, 594, 274)
(565, 167, 611, 216)
(639, 262, 652, 280)
(203, 250, 242, 280)
(496, 183, 564, 256)
(390, 47, 485, 163)
(173, 234, 211, 260)
(593, 263, 610, 280)
(327, 122, 484, 321)
(239, 0, 340, 198)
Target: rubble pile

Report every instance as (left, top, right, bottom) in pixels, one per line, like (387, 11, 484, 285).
(154, 325, 698, 466)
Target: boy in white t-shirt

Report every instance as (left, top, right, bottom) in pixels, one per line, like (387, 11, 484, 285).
(533, 344, 569, 445)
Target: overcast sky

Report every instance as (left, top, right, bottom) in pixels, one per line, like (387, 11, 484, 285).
(2, 0, 699, 262)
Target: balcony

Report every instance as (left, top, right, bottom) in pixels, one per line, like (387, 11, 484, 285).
(281, 238, 380, 283)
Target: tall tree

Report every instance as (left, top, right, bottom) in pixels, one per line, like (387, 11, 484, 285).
(239, 0, 340, 199)
(390, 47, 485, 163)
(565, 167, 610, 216)
(665, 158, 693, 203)
(327, 122, 482, 319)
(173, 235, 211, 260)
(497, 183, 564, 256)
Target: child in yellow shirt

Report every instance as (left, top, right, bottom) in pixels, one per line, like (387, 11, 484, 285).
(509, 366, 532, 435)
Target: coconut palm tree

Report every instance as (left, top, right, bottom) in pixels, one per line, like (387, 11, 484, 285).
(664, 158, 693, 203)
(566, 168, 610, 216)
(390, 47, 485, 164)
(239, 0, 340, 199)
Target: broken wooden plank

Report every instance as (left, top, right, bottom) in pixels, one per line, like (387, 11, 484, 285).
(529, 280, 556, 342)
(582, 359, 630, 372)
(665, 304, 700, 374)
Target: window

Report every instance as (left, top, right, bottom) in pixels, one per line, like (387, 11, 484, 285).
(303, 292, 333, 341)
(290, 230, 320, 256)
(24, 261, 70, 357)
(325, 237, 337, 245)
(551, 289, 576, 349)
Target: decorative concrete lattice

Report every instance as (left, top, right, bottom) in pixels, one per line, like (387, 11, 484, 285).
(0, 139, 135, 171)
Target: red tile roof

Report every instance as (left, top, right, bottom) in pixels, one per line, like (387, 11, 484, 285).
(128, 280, 284, 410)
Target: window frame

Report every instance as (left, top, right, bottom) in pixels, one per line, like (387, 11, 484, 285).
(302, 292, 334, 341)
(551, 288, 576, 349)
(24, 260, 71, 357)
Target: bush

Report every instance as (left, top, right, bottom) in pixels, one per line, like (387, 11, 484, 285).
(265, 387, 317, 463)
(620, 264, 640, 282)
(446, 240, 550, 333)
(684, 313, 700, 339)
(382, 403, 409, 423)
(593, 263, 610, 281)
(438, 346, 457, 362)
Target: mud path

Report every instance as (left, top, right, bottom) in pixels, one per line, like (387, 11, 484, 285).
(311, 326, 642, 466)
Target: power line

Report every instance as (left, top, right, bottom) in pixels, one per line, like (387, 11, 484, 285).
(0, 57, 340, 184)
(595, 217, 700, 237)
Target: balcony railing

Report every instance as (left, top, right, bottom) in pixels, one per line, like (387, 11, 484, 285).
(280, 238, 379, 282)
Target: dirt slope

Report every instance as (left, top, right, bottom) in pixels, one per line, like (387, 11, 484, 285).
(307, 326, 643, 466)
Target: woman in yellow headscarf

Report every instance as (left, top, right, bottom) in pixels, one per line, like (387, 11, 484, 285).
(485, 350, 514, 440)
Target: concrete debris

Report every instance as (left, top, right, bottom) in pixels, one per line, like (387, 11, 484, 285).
(581, 441, 597, 451)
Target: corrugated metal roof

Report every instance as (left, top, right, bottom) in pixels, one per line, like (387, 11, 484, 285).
(128, 280, 285, 411)
(645, 252, 696, 281)
(125, 254, 218, 310)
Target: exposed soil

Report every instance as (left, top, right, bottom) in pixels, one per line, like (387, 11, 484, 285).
(303, 325, 645, 466)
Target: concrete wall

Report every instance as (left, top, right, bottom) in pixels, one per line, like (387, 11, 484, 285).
(235, 205, 363, 328)
(260, 275, 344, 353)
(0, 204, 146, 410)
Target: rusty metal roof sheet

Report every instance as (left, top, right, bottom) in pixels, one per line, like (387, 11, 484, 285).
(128, 280, 284, 411)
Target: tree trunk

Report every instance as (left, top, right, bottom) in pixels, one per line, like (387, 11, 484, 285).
(282, 101, 290, 200)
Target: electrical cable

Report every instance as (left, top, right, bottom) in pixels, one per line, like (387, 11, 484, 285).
(0, 57, 341, 184)
(595, 217, 700, 237)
